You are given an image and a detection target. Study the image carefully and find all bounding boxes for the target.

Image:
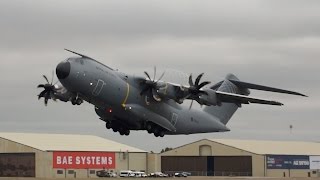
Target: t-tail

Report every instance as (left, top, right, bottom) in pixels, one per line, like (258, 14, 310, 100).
(203, 74, 307, 125)
(203, 74, 243, 125)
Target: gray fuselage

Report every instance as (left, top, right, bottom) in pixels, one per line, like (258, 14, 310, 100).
(57, 57, 229, 135)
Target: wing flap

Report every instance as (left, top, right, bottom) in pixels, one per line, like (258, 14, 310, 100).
(216, 91, 284, 106)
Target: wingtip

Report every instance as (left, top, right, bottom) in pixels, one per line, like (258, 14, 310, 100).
(272, 101, 284, 106)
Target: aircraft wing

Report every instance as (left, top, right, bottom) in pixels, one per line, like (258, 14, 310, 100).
(229, 80, 307, 97)
(216, 91, 284, 106)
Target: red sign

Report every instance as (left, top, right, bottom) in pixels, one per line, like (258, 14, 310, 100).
(53, 152, 115, 169)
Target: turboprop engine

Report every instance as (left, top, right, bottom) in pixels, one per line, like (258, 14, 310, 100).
(198, 89, 220, 106)
(157, 83, 186, 104)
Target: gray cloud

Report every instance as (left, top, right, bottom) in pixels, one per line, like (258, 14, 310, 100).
(0, 0, 319, 152)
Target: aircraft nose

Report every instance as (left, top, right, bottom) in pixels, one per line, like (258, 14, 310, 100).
(56, 61, 70, 79)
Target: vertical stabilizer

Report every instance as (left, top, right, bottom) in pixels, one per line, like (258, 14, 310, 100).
(203, 74, 247, 125)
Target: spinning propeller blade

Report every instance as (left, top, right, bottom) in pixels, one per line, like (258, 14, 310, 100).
(140, 66, 166, 101)
(37, 72, 57, 106)
(187, 73, 211, 110)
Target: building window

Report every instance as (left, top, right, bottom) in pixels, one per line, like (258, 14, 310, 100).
(68, 170, 74, 174)
(57, 170, 63, 174)
(89, 170, 95, 174)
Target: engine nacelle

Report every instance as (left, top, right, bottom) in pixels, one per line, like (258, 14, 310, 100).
(157, 83, 186, 103)
(199, 89, 219, 106)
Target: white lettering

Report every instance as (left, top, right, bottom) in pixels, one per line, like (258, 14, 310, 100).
(57, 156, 61, 164)
(68, 156, 73, 164)
(62, 156, 68, 164)
(81, 156, 86, 164)
(55, 154, 114, 166)
(92, 156, 96, 165)
(87, 157, 91, 164)
(75, 156, 80, 165)
(293, 160, 309, 166)
(96, 157, 100, 165)
(101, 157, 108, 165)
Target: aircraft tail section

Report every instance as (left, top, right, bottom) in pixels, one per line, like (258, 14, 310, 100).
(203, 74, 247, 125)
(203, 73, 306, 125)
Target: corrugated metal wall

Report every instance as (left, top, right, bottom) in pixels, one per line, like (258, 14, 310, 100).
(212, 156, 252, 176)
(161, 156, 252, 176)
(0, 153, 35, 177)
(161, 156, 207, 175)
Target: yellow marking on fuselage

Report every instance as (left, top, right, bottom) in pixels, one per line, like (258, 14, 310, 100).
(164, 83, 168, 94)
(121, 83, 130, 107)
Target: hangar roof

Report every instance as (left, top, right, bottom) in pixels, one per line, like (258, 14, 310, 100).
(0, 132, 146, 153)
(209, 139, 320, 155)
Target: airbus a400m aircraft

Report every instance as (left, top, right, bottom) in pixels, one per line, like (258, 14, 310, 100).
(38, 49, 307, 137)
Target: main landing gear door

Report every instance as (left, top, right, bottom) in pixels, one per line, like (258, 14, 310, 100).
(124, 104, 176, 132)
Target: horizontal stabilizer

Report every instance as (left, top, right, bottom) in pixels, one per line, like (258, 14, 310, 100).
(229, 80, 307, 97)
(216, 91, 284, 106)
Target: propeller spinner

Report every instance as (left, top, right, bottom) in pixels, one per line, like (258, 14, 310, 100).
(186, 73, 211, 109)
(140, 66, 165, 101)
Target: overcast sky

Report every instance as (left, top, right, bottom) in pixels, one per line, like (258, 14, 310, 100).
(0, 0, 319, 152)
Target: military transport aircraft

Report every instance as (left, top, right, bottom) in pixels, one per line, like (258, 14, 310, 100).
(37, 49, 307, 137)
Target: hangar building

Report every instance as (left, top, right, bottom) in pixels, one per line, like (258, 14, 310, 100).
(0, 132, 147, 178)
(2, 133, 320, 178)
(157, 139, 320, 178)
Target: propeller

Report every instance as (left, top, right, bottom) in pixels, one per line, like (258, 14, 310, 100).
(140, 66, 165, 101)
(186, 73, 211, 109)
(37, 71, 57, 106)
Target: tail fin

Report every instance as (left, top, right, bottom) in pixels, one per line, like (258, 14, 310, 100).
(203, 74, 248, 125)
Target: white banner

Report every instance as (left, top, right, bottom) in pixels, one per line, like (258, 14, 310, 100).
(310, 156, 320, 169)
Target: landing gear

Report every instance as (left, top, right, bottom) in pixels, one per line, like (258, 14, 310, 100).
(105, 122, 112, 129)
(105, 122, 118, 132)
(159, 131, 165, 137)
(71, 97, 83, 105)
(107, 122, 130, 136)
(118, 127, 124, 135)
(75, 98, 83, 105)
(124, 129, 130, 136)
(146, 122, 165, 137)
(118, 128, 130, 136)
(153, 128, 159, 137)
(146, 124, 152, 131)
(147, 124, 153, 134)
